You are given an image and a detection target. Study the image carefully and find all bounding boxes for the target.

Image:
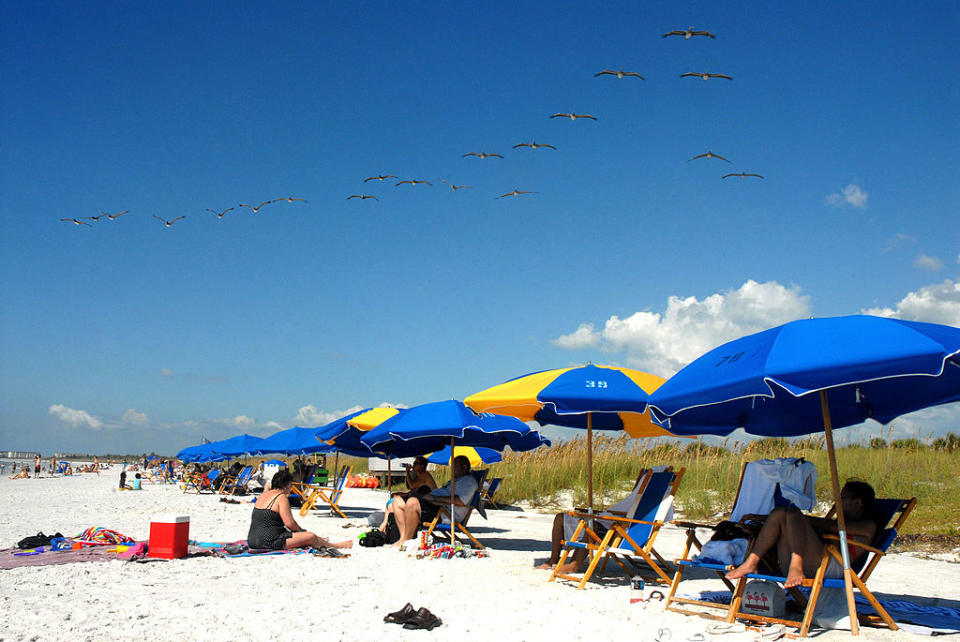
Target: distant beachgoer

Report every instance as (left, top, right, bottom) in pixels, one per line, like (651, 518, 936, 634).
(34, 454, 41, 478)
(119, 471, 128, 489)
(725, 481, 880, 588)
(92, 456, 100, 476)
(10, 468, 29, 480)
(247, 469, 352, 551)
(131, 473, 142, 490)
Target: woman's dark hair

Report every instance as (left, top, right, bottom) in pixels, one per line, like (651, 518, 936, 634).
(271, 469, 293, 489)
(843, 480, 879, 526)
(413, 456, 428, 468)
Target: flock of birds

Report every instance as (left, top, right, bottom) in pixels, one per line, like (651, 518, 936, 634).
(342, 26, 762, 204)
(61, 26, 762, 228)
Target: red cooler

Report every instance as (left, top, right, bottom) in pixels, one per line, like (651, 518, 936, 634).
(147, 514, 190, 559)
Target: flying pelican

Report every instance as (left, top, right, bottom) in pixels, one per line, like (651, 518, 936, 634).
(364, 174, 398, 182)
(86, 213, 108, 222)
(595, 69, 645, 80)
(722, 172, 764, 180)
(396, 179, 432, 186)
(513, 142, 556, 150)
(551, 112, 597, 120)
(60, 218, 91, 226)
(440, 180, 470, 190)
(104, 210, 128, 220)
(207, 207, 234, 219)
(662, 27, 715, 39)
(347, 194, 379, 200)
(498, 189, 538, 199)
(153, 215, 186, 227)
(239, 200, 272, 213)
(681, 71, 732, 81)
(689, 151, 731, 163)
(462, 152, 503, 159)
(272, 196, 307, 203)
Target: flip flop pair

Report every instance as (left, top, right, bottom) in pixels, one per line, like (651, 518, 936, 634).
(383, 603, 442, 630)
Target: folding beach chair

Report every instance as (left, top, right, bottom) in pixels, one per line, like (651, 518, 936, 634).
(479, 477, 503, 509)
(219, 466, 253, 495)
(550, 467, 684, 589)
(422, 469, 488, 549)
(709, 497, 916, 637)
(289, 464, 319, 505)
(298, 465, 353, 518)
(182, 469, 220, 494)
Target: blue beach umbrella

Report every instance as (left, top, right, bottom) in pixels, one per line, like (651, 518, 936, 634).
(314, 408, 403, 458)
(176, 443, 224, 463)
(256, 426, 334, 456)
(648, 315, 960, 633)
(208, 433, 266, 459)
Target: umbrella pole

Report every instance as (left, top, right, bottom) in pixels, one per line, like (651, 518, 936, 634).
(450, 436, 456, 547)
(820, 390, 860, 636)
(587, 412, 594, 514)
(387, 457, 392, 492)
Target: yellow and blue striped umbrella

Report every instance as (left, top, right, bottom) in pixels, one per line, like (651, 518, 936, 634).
(426, 445, 502, 468)
(465, 363, 679, 512)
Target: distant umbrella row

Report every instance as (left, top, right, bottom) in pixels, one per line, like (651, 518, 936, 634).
(176, 400, 552, 464)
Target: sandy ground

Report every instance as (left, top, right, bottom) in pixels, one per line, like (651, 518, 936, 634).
(1, 470, 957, 642)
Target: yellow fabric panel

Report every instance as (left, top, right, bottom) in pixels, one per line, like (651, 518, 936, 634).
(346, 407, 400, 432)
(619, 409, 686, 439)
(463, 367, 573, 420)
(429, 446, 489, 468)
(597, 365, 667, 394)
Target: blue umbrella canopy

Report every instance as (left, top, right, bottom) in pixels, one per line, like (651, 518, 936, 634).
(360, 399, 551, 457)
(255, 426, 334, 456)
(649, 315, 960, 437)
(312, 408, 383, 457)
(176, 443, 226, 463)
(207, 433, 266, 459)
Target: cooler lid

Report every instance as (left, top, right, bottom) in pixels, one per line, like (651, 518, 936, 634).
(151, 514, 190, 523)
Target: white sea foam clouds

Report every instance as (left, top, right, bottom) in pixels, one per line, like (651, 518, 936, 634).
(862, 279, 960, 326)
(122, 408, 148, 425)
(552, 280, 812, 376)
(49, 404, 104, 430)
(826, 183, 868, 209)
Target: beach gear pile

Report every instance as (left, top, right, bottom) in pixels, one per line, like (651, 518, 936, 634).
(415, 542, 487, 559)
(73, 526, 135, 546)
(345, 474, 380, 488)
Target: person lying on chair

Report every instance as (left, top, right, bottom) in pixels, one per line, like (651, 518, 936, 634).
(247, 469, 353, 551)
(389, 455, 478, 548)
(725, 481, 880, 588)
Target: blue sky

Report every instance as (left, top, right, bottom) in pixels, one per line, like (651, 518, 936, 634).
(2, 1, 958, 455)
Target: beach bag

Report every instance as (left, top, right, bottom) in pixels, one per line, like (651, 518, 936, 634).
(17, 532, 62, 550)
(741, 580, 785, 618)
(359, 530, 386, 547)
(384, 514, 401, 544)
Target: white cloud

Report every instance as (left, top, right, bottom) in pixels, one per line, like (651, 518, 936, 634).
(881, 233, 916, 254)
(264, 420, 283, 430)
(159, 368, 174, 378)
(291, 402, 407, 427)
(49, 404, 104, 430)
(122, 408, 148, 425)
(553, 323, 601, 349)
(826, 183, 868, 209)
(913, 254, 943, 272)
(861, 279, 960, 326)
(826, 183, 870, 209)
(553, 280, 812, 377)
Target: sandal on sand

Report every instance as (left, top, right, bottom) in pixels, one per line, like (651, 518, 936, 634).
(655, 628, 672, 642)
(402, 607, 442, 631)
(748, 625, 785, 641)
(383, 603, 416, 624)
(705, 623, 747, 635)
(687, 635, 706, 642)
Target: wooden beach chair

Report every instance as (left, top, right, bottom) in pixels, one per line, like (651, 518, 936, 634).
(219, 466, 253, 495)
(550, 467, 684, 589)
(182, 469, 220, 494)
(713, 497, 916, 637)
(422, 469, 488, 549)
(288, 464, 318, 505)
(479, 477, 503, 509)
(298, 465, 353, 517)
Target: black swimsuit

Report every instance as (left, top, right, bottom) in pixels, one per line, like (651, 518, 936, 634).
(247, 493, 292, 550)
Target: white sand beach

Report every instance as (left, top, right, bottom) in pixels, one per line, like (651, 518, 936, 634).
(1, 471, 957, 641)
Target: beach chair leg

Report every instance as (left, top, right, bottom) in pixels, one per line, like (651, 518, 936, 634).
(726, 577, 747, 623)
(577, 529, 617, 589)
(664, 563, 686, 611)
(851, 574, 897, 632)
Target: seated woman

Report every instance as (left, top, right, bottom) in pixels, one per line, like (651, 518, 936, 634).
(248, 469, 353, 551)
(379, 456, 437, 533)
(9, 468, 30, 479)
(726, 481, 880, 588)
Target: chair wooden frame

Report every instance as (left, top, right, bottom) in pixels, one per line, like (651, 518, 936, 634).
(219, 466, 253, 495)
(479, 477, 503, 509)
(550, 467, 685, 589)
(422, 469, 488, 549)
(298, 465, 353, 517)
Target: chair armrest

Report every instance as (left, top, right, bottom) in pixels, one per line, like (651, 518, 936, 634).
(671, 520, 716, 530)
(821, 535, 885, 556)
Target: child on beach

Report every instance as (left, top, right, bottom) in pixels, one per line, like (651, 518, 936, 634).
(132, 473, 142, 490)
